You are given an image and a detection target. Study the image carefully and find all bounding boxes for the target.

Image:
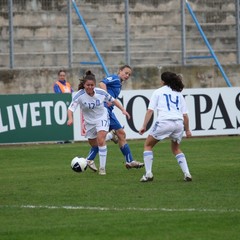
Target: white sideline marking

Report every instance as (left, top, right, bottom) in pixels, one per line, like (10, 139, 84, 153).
(0, 205, 240, 213)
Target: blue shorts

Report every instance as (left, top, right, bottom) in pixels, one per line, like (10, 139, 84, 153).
(108, 110, 123, 131)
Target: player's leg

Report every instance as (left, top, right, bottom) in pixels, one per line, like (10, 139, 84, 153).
(85, 123, 98, 172)
(86, 138, 98, 172)
(97, 130, 108, 175)
(96, 117, 109, 175)
(171, 140, 192, 181)
(109, 112, 144, 169)
(105, 109, 118, 143)
(140, 120, 171, 182)
(117, 128, 144, 169)
(105, 129, 118, 144)
(171, 121, 192, 181)
(140, 135, 158, 182)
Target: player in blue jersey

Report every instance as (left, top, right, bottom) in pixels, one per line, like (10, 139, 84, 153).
(139, 71, 192, 182)
(67, 70, 130, 175)
(86, 65, 144, 171)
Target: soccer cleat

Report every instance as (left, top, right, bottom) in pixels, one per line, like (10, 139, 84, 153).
(87, 160, 98, 172)
(99, 167, 106, 175)
(125, 160, 144, 169)
(184, 173, 192, 182)
(110, 129, 118, 144)
(140, 173, 154, 182)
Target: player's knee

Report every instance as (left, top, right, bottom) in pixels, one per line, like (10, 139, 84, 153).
(116, 129, 125, 138)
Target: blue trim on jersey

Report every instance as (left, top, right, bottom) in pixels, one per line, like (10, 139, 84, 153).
(95, 89, 108, 97)
(95, 88, 113, 102)
(72, 89, 85, 101)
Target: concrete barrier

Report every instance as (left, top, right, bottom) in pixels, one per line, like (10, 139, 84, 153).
(0, 65, 239, 95)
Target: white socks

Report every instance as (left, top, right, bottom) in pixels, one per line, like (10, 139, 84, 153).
(99, 145, 107, 169)
(143, 151, 153, 175)
(143, 151, 191, 176)
(105, 132, 112, 141)
(175, 153, 190, 175)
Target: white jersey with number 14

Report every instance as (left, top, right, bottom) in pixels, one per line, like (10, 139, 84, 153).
(148, 85, 188, 121)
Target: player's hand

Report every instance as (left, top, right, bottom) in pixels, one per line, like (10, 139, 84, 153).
(122, 110, 130, 119)
(185, 130, 192, 138)
(67, 119, 73, 126)
(106, 101, 113, 107)
(139, 127, 146, 135)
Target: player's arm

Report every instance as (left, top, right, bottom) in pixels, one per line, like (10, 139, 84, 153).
(67, 109, 74, 126)
(100, 82, 113, 107)
(112, 99, 130, 119)
(183, 113, 191, 137)
(139, 109, 153, 135)
(99, 82, 107, 91)
(181, 94, 191, 138)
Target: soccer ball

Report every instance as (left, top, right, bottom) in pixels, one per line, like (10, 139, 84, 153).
(71, 157, 88, 173)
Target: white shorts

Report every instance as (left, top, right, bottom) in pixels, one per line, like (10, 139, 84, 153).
(84, 116, 110, 139)
(149, 120, 184, 143)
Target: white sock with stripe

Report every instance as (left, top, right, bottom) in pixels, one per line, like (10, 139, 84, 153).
(99, 145, 107, 169)
(175, 153, 190, 175)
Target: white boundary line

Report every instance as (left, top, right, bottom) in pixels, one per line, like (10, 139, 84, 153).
(1, 205, 240, 213)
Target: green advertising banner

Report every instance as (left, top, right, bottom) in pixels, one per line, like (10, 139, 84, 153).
(0, 93, 73, 144)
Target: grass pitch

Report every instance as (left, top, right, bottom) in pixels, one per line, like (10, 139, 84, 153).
(0, 136, 240, 239)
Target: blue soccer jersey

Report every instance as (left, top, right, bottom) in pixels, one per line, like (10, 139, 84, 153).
(100, 74, 123, 130)
(101, 74, 122, 100)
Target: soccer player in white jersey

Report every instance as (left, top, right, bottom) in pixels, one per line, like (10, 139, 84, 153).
(67, 70, 130, 175)
(139, 71, 192, 182)
(85, 65, 144, 171)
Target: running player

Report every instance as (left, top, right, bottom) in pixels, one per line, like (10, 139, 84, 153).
(86, 65, 144, 171)
(67, 70, 130, 175)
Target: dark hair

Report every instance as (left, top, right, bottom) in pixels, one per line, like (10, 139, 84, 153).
(78, 70, 96, 90)
(58, 69, 66, 75)
(161, 71, 184, 92)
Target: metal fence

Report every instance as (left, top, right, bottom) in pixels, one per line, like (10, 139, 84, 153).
(1, 0, 240, 69)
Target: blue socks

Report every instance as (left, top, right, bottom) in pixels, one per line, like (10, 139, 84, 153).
(87, 144, 134, 163)
(86, 146, 99, 160)
(120, 144, 133, 163)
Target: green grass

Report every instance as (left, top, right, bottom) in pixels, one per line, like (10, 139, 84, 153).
(0, 136, 240, 239)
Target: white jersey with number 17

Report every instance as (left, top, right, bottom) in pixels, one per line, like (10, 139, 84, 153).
(68, 87, 114, 124)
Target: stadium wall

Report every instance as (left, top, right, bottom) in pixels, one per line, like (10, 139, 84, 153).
(1, 0, 239, 93)
(0, 0, 238, 68)
(0, 65, 239, 95)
